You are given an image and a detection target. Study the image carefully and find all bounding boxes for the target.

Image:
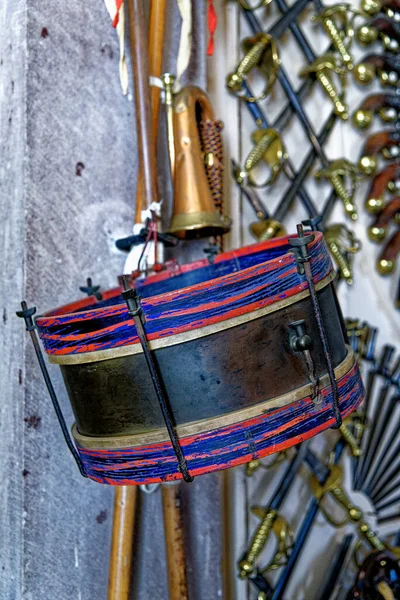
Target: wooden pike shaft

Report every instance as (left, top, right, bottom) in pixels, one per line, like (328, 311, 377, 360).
(134, 0, 166, 224)
(108, 487, 138, 600)
(162, 484, 189, 600)
(127, 0, 159, 215)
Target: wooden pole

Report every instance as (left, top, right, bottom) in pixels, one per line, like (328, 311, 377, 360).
(108, 487, 138, 600)
(132, 0, 166, 224)
(162, 484, 189, 600)
(127, 0, 160, 214)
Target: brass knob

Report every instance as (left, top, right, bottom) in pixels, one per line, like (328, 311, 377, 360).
(377, 258, 395, 274)
(358, 155, 378, 175)
(365, 196, 385, 213)
(353, 109, 373, 129)
(368, 225, 387, 242)
(357, 25, 378, 45)
(354, 63, 375, 84)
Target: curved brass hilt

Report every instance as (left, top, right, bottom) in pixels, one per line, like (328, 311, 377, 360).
(236, 128, 287, 188)
(312, 4, 358, 70)
(238, 0, 273, 9)
(324, 223, 361, 285)
(238, 510, 293, 578)
(226, 33, 280, 102)
(339, 418, 363, 457)
(346, 318, 374, 362)
(310, 465, 386, 550)
(300, 54, 349, 119)
(250, 219, 287, 242)
(246, 451, 288, 477)
(315, 159, 360, 220)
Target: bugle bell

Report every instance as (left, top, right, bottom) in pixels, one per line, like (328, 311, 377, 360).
(168, 86, 231, 239)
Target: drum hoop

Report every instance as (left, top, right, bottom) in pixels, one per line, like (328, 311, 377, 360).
(49, 270, 335, 365)
(72, 345, 355, 450)
(39, 233, 324, 321)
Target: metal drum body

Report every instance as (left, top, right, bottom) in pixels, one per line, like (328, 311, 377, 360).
(36, 234, 364, 485)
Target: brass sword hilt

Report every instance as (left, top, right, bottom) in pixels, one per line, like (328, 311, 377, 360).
(238, 510, 293, 578)
(315, 159, 360, 220)
(312, 3, 359, 70)
(339, 419, 363, 457)
(300, 54, 349, 120)
(236, 128, 288, 188)
(324, 223, 361, 285)
(238, 0, 273, 8)
(310, 465, 387, 552)
(227, 33, 280, 102)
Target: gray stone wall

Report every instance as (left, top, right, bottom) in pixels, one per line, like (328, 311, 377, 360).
(0, 1, 223, 598)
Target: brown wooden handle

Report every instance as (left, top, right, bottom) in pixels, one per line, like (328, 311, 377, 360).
(108, 486, 138, 600)
(127, 0, 159, 215)
(162, 484, 189, 600)
(356, 93, 400, 113)
(367, 164, 400, 200)
(369, 15, 400, 42)
(378, 228, 400, 273)
(134, 0, 166, 224)
(362, 130, 400, 157)
(383, 0, 400, 10)
(374, 196, 400, 227)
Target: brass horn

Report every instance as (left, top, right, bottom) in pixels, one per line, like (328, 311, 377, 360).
(168, 86, 231, 239)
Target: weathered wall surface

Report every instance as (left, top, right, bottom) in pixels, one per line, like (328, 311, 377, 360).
(1, 1, 223, 598)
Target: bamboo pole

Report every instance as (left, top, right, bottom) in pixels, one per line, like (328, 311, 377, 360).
(108, 486, 138, 600)
(162, 484, 189, 600)
(127, 0, 160, 214)
(134, 0, 166, 224)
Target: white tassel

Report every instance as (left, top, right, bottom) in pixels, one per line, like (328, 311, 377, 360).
(104, 0, 129, 95)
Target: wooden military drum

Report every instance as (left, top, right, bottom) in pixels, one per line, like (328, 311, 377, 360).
(36, 233, 364, 484)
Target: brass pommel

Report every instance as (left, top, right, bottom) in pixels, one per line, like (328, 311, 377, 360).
(356, 24, 378, 44)
(354, 62, 375, 84)
(365, 196, 385, 213)
(353, 109, 373, 129)
(360, 0, 381, 15)
(377, 258, 395, 274)
(358, 155, 378, 175)
(368, 225, 387, 242)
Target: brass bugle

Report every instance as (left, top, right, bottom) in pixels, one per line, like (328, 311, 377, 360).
(168, 86, 231, 239)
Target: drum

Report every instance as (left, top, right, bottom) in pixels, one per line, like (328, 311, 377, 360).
(36, 232, 364, 485)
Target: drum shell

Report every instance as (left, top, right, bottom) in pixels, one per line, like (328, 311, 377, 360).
(60, 282, 346, 438)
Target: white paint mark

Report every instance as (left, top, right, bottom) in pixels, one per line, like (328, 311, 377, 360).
(74, 545, 79, 568)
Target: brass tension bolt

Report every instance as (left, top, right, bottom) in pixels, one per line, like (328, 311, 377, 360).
(324, 223, 361, 285)
(312, 4, 357, 70)
(315, 159, 360, 220)
(226, 34, 280, 102)
(300, 54, 349, 120)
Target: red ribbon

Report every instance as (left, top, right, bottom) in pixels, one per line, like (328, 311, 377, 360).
(112, 0, 124, 28)
(207, 0, 217, 56)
